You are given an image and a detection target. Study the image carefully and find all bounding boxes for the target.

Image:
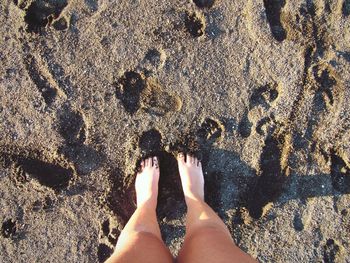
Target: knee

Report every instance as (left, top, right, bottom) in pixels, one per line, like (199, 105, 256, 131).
(116, 229, 161, 249)
(114, 231, 173, 263)
(117, 230, 165, 252)
(132, 232, 174, 260)
(128, 230, 165, 247)
(186, 224, 233, 244)
(133, 230, 160, 240)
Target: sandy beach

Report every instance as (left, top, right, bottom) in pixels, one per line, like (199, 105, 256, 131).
(1, 0, 350, 262)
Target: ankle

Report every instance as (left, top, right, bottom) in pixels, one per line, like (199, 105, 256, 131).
(185, 194, 205, 206)
(137, 198, 157, 210)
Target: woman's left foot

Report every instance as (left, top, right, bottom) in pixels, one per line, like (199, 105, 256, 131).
(135, 156, 160, 208)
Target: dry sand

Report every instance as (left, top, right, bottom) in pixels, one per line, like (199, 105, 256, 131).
(1, 0, 350, 262)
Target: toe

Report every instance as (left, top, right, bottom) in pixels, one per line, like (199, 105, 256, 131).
(152, 156, 159, 168)
(148, 157, 154, 167)
(138, 160, 145, 173)
(191, 156, 196, 165)
(177, 152, 185, 163)
(186, 154, 194, 164)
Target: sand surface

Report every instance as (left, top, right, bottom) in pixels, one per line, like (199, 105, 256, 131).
(1, 0, 350, 262)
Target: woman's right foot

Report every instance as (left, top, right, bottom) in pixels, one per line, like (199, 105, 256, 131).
(177, 153, 205, 202)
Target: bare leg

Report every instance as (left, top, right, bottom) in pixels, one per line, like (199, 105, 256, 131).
(106, 157, 173, 263)
(176, 153, 257, 263)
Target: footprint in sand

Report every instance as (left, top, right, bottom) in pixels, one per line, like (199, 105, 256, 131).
(140, 79, 182, 116)
(97, 243, 113, 263)
(24, 54, 58, 107)
(330, 151, 350, 194)
(57, 106, 104, 175)
(1, 219, 17, 239)
(141, 48, 166, 73)
(58, 107, 87, 145)
(313, 66, 339, 110)
(0, 148, 74, 191)
(263, 0, 287, 42)
(245, 131, 290, 219)
(139, 129, 162, 155)
(115, 71, 182, 116)
(343, 0, 350, 16)
(97, 218, 120, 262)
(197, 118, 224, 145)
(323, 239, 343, 263)
(249, 83, 279, 109)
(18, 0, 69, 33)
(238, 83, 279, 138)
(193, 0, 215, 9)
(184, 11, 206, 38)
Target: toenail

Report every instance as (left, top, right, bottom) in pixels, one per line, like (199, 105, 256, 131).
(153, 157, 159, 168)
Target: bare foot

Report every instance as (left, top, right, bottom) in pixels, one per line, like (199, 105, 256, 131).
(135, 156, 159, 208)
(177, 153, 205, 202)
